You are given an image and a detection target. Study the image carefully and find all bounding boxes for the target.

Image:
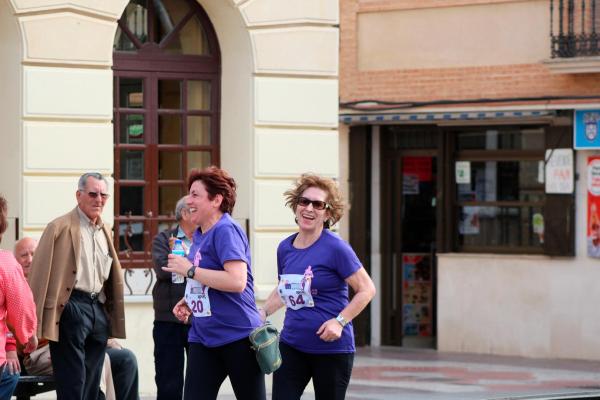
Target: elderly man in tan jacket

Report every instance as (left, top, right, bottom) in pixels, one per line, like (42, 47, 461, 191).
(28, 172, 126, 400)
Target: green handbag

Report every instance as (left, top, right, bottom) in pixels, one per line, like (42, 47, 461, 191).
(249, 323, 282, 374)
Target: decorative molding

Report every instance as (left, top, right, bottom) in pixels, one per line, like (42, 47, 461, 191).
(543, 57, 600, 74)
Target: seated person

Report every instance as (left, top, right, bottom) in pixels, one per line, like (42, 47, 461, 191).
(14, 237, 140, 400)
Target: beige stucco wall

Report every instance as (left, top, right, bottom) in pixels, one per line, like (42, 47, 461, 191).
(358, 0, 549, 71)
(0, 0, 22, 251)
(438, 148, 600, 360)
(0, 0, 339, 395)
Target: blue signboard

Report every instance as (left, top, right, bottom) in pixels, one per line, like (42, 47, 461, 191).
(575, 109, 600, 149)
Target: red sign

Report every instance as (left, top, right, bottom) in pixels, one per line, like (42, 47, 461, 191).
(587, 156, 600, 258)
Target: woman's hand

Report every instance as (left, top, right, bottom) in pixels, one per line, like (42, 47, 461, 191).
(163, 254, 192, 279)
(173, 297, 191, 323)
(316, 318, 343, 342)
(5, 350, 20, 374)
(24, 334, 38, 354)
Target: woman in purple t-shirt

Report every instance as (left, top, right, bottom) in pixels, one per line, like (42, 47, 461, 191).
(164, 166, 265, 400)
(260, 174, 376, 400)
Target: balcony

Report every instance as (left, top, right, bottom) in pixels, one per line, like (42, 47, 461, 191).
(545, 0, 600, 73)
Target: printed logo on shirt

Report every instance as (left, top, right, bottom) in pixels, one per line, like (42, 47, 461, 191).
(193, 249, 202, 267)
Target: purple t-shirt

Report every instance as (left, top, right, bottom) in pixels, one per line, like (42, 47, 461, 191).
(277, 229, 362, 354)
(187, 213, 262, 347)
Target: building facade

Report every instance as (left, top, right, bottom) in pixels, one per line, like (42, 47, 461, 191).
(0, 0, 339, 394)
(340, 0, 600, 360)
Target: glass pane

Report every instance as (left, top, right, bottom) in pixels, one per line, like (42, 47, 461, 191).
(456, 128, 545, 151)
(458, 206, 544, 250)
(159, 115, 182, 144)
(119, 186, 144, 215)
(164, 15, 209, 55)
(156, 0, 190, 43)
(119, 222, 144, 251)
(158, 222, 176, 235)
(159, 152, 182, 180)
(187, 151, 211, 170)
(382, 126, 439, 150)
(113, 26, 137, 51)
(188, 81, 211, 110)
(122, 1, 148, 44)
(120, 114, 144, 144)
(187, 116, 211, 145)
(159, 80, 182, 109)
(119, 78, 143, 108)
(120, 150, 144, 180)
(401, 157, 437, 253)
(159, 186, 184, 216)
(456, 161, 544, 202)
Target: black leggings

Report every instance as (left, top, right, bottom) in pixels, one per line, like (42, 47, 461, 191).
(272, 342, 354, 400)
(184, 338, 265, 400)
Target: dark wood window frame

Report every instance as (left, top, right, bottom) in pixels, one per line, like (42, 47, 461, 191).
(445, 123, 575, 256)
(113, 0, 221, 269)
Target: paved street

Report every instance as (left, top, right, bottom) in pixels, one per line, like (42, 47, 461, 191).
(39, 346, 600, 399)
(212, 347, 600, 400)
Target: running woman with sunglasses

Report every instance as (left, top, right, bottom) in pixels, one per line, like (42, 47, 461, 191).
(260, 173, 376, 400)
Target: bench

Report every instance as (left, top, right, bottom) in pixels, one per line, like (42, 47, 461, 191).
(13, 375, 56, 400)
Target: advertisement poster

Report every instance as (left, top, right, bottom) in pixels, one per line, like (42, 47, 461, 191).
(575, 110, 600, 149)
(402, 255, 432, 337)
(402, 157, 432, 195)
(587, 156, 600, 258)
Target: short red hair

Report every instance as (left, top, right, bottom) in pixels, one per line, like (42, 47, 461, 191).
(187, 166, 237, 214)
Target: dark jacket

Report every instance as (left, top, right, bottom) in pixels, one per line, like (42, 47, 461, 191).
(151, 226, 188, 323)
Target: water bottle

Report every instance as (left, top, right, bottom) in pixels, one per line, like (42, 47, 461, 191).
(171, 239, 186, 284)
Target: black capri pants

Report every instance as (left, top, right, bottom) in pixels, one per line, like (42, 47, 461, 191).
(184, 337, 265, 400)
(272, 341, 354, 400)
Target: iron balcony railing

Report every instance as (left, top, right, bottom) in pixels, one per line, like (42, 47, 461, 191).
(551, 0, 600, 57)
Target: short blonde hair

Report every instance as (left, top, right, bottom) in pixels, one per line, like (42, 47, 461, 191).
(283, 173, 344, 228)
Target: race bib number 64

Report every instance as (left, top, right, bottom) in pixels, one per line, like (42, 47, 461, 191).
(278, 270, 315, 311)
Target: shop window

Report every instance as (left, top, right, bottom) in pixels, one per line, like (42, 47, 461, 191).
(452, 125, 574, 255)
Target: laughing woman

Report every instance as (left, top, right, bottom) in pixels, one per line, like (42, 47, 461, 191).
(260, 174, 376, 400)
(164, 166, 264, 400)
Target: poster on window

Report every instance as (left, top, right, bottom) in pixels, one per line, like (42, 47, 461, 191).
(401, 255, 432, 337)
(587, 156, 600, 258)
(545, 149, 574, 194)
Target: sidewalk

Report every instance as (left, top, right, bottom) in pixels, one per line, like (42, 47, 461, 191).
(136, 346, 600, 400)
(346, 347, 600, 400)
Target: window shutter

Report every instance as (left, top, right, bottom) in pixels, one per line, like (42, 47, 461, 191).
(543, 124, 575, 256)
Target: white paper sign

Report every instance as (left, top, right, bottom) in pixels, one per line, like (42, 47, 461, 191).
(455, 161, 471, 184)
(545, 149, 574, 194)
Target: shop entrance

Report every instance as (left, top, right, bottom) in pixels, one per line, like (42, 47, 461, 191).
(381, 126, 440, 348)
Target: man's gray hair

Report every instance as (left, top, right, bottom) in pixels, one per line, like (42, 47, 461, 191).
(78, 172, 108, 191)
(175, 196, 188, 221)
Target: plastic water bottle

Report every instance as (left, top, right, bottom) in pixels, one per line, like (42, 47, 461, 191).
(171, 239, 186, 284)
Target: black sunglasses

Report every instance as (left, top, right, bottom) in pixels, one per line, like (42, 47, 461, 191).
(82, 191, 110, 200)
(297, 197, 328, 211)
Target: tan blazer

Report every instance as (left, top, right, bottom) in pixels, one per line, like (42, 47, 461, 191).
(28, 207, 126, 341)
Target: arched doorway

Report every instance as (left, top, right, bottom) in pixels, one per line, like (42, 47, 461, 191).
(112, 0, 221, 268)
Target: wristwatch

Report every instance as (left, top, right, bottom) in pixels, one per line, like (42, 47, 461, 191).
(335, 314, 348, 328)
(186, 265, 197, 279)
